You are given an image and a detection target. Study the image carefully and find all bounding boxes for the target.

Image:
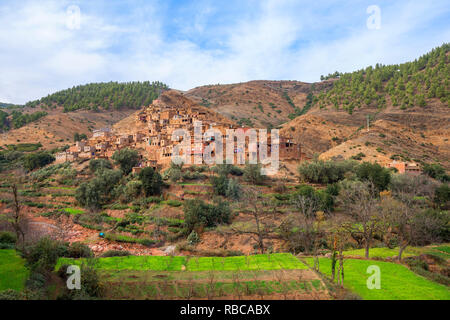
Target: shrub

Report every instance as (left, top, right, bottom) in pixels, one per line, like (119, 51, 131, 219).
(0, 231, 17, 244)
(100, 250, 132, 257)
(89, 159, 112, 173)
(111, 148, 139, 175)
(184, 199, 231, 233)
(434, 184, 450, 209)
(298, 159, 357, 184)
(356, 162, 391, 191)
(243, 163, 265, 185)
(187, 231, 200, 245)
(138, 167, 162, 196)
(25, 237, 69, 272)
(76, 169, 122, 209)
(226, 178, 241, 200)
(22, 152, 55, 171)
(163, 162, 182, 183)
(124, 180, 143, 201)
(67, 242, 93, 258)
(423, 163, 449, 182)
(211, 174, 228, 196)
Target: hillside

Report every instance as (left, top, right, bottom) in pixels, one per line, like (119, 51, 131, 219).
(0, 81, 169, 150)
(113, 89, 237, 133)
(185, 80, 333, 128)
(280, 43, 450, 168)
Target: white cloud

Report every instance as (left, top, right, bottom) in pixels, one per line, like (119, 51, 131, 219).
(0, 0, 448, 104)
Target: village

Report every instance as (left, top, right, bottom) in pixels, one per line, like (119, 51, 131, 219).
(55, 93, 306, 173)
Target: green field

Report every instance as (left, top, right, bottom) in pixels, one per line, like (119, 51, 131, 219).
(0, 250, 29, 292)
(343, 247, 420, 258)
(56, 253, 307, 272)
(306, 257, 450, 300)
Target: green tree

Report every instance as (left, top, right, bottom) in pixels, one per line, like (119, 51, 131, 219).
(138, 167, 163, 196)
(112, 148, 139, 175)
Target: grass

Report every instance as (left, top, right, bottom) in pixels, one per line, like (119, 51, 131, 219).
(306, 257, 450, 300)
(55, 253, 307, 272)
(343, 247, 421, 259)
(0, 250, 29, 292)
(62, 207, 84, 215)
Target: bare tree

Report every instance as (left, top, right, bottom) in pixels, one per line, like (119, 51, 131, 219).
(291, 193, 324, 270)
(8, 184, 28, 250)
(231, 187, 276, 254)
(338, 180, 381, 259)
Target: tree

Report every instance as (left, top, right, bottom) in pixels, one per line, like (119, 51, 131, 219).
(8, 184, 28, 250)
(112, 148, 139, 175)
(356, 162, 391, 191)
(138, 167, 162, 196)
(232, 187, 276, 253)
(337, 180, 381, 258)
(183, 199, 231, 234)
(76, 169, 122, 210)
(243, 163, 265, 185)
(22, 152, 55, 171)
(290, 190, 324, 269)
(89, 159, 112, 173)
(423, 163, 449, 182)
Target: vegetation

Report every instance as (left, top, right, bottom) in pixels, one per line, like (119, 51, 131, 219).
(315, 43, 449, 114)
(0, 250, 29, 291)
(22, 152, 55, 171)
(24, 81, 168, 112)
(308, 257, 450, 300)
(112, 148, 139, 175)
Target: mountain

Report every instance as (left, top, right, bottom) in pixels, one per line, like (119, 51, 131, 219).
(281, 43, 450, 168)
(185, 80, 333, 128)
(0, 81, 169, 149)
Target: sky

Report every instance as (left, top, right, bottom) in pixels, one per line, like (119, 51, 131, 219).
(0, 0, 449, 104)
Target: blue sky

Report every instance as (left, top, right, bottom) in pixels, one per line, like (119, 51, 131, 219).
(0, 0, 449, 104)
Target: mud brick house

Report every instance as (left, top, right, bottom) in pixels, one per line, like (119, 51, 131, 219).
(61, 91, 305, 171)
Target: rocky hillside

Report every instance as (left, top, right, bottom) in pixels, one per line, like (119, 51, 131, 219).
(186, 80, 333, 128)
(281, 43, 450, 168)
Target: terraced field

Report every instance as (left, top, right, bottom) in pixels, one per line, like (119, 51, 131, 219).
(0, 250, 29, 291)
(55, 253, 307, 272)
(306, 257, 450, 300)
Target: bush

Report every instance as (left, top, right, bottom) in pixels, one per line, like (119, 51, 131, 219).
(243, 163, 265, 185)
(89, 159, 112, 173)
(184, 199, 231, 233)
(0, 289, 25, 300)
(356, 162, 391, 191)
(25, 237, 69, 272)
(22, 152, 55, 171)
(76, 169, 122, 209)
(423, 163, 449, 182)
(187, 231, 200, 245)
(211, 174, 228, 196)
(111, 148, 139, 175)
(0, 231, 17, 244)
(298, 159, 357, 184)
(67, 242, 93, 258)
(100, 250, 131, 257)
(226, 178, 241, 200)
(163, 163, 182, 183)
(138, 167, 162, 196)
(124, 180, 143, 201)
(434, 184, 450, 209)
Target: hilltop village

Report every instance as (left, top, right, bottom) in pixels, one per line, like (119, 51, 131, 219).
(55, 91, 305, 171)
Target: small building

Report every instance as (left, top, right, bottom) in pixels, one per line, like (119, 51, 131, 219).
(387, 161, 422, 175)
